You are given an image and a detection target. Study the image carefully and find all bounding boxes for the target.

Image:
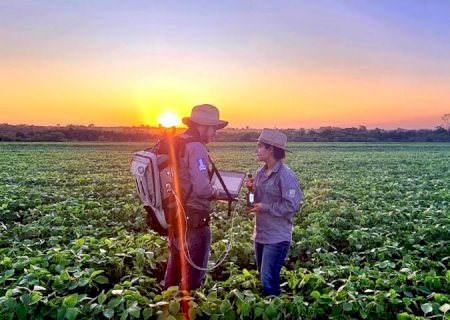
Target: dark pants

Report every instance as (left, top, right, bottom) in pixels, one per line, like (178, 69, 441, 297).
(164, 225, 211, 291)
(254, 241, 290, 296)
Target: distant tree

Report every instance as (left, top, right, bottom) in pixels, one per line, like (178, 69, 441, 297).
(15, 131, 26, 138)
(2, 124, 450, 142)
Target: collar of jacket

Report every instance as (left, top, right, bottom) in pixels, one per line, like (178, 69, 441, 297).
(263, 160, 283, 175)
(182, 127, 205, 144)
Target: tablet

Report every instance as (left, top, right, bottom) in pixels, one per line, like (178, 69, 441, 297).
(211, 170, 246, 200)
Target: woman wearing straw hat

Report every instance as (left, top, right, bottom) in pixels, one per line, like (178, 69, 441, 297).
(164, 104, 227, 292)
(246, 128, 302, 296)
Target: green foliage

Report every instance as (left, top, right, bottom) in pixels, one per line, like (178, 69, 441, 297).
(1, 142, 449, 319)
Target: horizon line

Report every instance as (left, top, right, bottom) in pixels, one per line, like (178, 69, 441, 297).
(1, 122, 446, 131)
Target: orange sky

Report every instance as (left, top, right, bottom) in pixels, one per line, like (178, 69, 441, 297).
(1, 61, 448, 129)
(1, 1, 450, 129)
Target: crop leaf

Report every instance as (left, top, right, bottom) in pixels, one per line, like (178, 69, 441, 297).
(65, 307, 79, 320)
(310, 291, 321, 299)
(421, 303, 432, 315)
(94, 276, 109, 284)
(343, 302, 352, 312)
(440, 303, 450, 313)
(396, 312, 411, 320)
(103, 308, 114, 319)
(126, 305, 140, 318)
(169, 301, 180, 315)
(16, 304, 27, 320)
(63, 294, 78, 308)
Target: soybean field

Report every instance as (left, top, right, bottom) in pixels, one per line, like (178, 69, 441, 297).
(0, 142, 449, 320)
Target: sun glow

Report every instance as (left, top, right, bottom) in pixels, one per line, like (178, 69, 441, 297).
(158, 111, 181, 128)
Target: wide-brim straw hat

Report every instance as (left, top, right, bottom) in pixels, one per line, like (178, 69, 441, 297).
(182, 104, 228, 129)
(252, 128, 291, 152)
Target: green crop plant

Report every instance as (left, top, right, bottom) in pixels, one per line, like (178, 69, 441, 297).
(1, 142, 449, 319)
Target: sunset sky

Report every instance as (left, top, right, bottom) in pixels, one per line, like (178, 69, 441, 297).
(1, 1, 450, 129)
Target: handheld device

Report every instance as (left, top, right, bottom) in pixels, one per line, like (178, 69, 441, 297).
(246, 173, 255, 207)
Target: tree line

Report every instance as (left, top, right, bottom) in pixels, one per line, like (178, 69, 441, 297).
(1, 124, 449, 142)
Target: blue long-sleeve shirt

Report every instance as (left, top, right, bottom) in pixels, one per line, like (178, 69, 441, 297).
(253, 160, 302, 244)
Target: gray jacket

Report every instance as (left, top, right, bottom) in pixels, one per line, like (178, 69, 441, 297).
(253, 160, 302, 244)
(178, 131, 215, 211)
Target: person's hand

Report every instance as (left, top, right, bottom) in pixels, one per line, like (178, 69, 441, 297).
(211, 186, 220, 198)
(250, 202, 262, 214)
(244, 176, 255, 190)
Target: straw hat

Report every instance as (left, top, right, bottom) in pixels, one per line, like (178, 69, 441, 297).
(182, 104, 228, 129)
(253, 128, 290, 151)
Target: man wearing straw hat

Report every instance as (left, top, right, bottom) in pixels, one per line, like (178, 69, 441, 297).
(164, 104, 227, 291)
(246, 128, 302, 296)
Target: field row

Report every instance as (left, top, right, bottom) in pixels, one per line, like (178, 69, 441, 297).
(0, 142, 449, 319)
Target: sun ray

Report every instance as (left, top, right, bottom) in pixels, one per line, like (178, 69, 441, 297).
(158, 111, 181, 128)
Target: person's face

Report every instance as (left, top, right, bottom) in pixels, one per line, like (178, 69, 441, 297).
(198, 125, 217, 144)
(256, 142, 272, 162)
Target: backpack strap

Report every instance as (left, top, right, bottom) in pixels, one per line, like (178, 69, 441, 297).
(177, 136, 197, 203)
(151, 135, 196, 206)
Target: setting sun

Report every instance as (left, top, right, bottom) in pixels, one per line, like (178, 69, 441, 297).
(157, 111, 181, 128)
